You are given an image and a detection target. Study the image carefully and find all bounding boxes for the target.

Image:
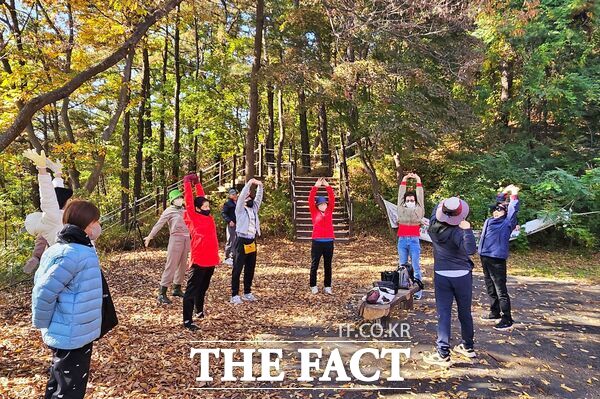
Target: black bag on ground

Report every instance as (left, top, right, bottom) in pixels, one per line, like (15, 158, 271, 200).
(381, 271, 399, 288)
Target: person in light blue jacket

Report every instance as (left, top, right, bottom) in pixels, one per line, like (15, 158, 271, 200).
(32, 199, 115, 399)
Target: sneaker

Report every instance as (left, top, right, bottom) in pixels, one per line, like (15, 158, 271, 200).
(230, 295, 243, 305)
(423, 351, 451, 368)
(414, 291, 423, 300)
(480, 313, 501, 323)
(157, 294, 172, 305)
(311, 286, 318, 294)
(183, 322, 200, 331)
(242, 293, 257, 302)
(224, 258, 234, 266)
(494, 319, 514, 331)
(323, 287, 333, 295)
(194, 312, 205, 319)
(453, 344, 477, 358)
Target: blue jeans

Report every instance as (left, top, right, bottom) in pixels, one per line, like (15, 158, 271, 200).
(397, 237, 422, 281)
(434, 272, 474, 357)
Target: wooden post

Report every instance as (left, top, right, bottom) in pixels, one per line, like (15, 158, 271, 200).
(163, 185, 168, 210)
(232, 154, 237, 187)
(218, 157, 223, 188)
(258, 143, 263, 177)
(155, 187, 160, 215)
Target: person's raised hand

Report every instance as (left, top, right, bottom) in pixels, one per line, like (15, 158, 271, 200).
(314, 178, 322, 187)
(459, 220, 471, 230)
(144, 237, 152, 248)
(322, 178, 330, 187)
(23, 149, 47, 169)
(46, 159, 63, 176)
(184, 173, 199, 185)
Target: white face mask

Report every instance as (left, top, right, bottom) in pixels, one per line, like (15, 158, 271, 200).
(88, 223, 102, 241)
(405, 202, 416, 208)
(173, 198, 184, 207)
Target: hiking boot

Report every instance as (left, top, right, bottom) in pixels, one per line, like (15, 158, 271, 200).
(157, 286, 172, 305)
(423, 351, 451, 368)
(224, 258, 234, 266)
(184, 322, 200, 331)
(172, 284, 185, 297)
(480, 313, 501, 323)
(310, 286, 318, 294)
(453, 344, 477, 359)
(494, 318, 514, 331)
(323, 287, 333, 295)
(230, 295, 243, 305)
(242, 293, 257, 302)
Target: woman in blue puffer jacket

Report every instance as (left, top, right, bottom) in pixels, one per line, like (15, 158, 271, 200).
(32, 200, 117, 399)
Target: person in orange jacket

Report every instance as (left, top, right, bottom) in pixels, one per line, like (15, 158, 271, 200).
(181, 173, 220, 331)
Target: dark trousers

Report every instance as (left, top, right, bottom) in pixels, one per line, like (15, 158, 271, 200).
(231, 237, 257, 296)
(481, 255, 512, 321)
(434, 272, 474, 357)
(183, 265, 215, 325)
(310, 240, 334, 287)
(45, 342, 93, 399)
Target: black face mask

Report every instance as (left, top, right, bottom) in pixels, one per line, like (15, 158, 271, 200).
(199, 209, 211, 216)
(246, 200, 254, 208)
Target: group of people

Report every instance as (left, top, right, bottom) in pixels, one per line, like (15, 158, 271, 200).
(394, 173, 520, 367)
(24, 144, 519, 397)
(143, 173, 264, 330)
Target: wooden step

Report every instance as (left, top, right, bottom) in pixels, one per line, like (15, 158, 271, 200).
(293, 176, 338, 181)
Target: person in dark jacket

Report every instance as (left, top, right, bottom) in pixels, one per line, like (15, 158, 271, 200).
(478, 185, 520, 331)
(423, 197, 477, 367)
(221, 188, 238, 266)
(32, 200, 117, 399)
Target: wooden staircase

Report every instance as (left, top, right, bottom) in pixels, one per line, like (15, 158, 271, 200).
(292, 176, 352, 242)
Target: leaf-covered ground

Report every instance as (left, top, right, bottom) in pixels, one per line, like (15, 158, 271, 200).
(1, 237, 598, 398)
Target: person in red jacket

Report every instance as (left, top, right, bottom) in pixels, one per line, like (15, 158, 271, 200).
(181, 173, 220, 331)
(308, 177, 335, 295)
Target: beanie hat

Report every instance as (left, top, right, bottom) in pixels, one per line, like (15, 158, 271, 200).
(168, 189, 183, 204)
(55, 187, 73, 210)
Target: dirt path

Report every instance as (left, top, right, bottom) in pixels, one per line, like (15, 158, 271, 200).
(1, 237, 598, 398)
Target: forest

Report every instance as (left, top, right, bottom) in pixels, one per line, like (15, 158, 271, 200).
(0, 0, 598, 283)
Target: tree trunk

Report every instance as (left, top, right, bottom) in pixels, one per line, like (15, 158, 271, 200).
(121, 108, 131, 225)
(245, 0, 264, 181)
(134, 45, 150, 208)
(298, 88, 310, 173)
(266, 84, 275, 175)
(0, 0, 185, 152)
(499, 60, 512, 131)
(143, 49, 153, 183)
(393, 152, 404, 185)
(276, 87, 286, 186)
(84, 48, 135, 192)
(318, 102, 330, 173)
(159, 21, 169, 187)
(172, 5, 181, 181)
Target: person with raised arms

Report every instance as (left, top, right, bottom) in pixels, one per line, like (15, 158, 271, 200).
(308, 177, 336, 295)
(181, 173, 220, 331)
(144, 188, 191, 305)
(230, 178, 263, 305)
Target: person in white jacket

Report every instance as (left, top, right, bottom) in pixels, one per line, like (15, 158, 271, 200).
(23, 150, 73, 274)
(144, 189, 191, 304)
